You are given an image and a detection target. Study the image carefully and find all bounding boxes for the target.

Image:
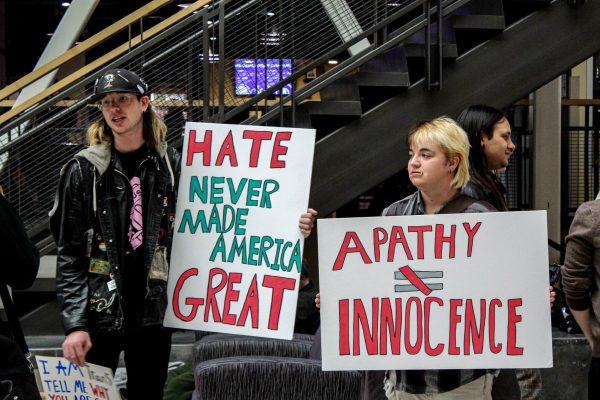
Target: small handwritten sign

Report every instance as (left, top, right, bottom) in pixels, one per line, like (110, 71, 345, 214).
(35, 356, 121, 400)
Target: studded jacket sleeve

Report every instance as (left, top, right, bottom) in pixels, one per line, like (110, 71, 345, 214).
(50, 159, 92, 334)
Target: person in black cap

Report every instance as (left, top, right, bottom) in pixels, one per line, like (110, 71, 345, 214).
(49, 68, 318, 399)
(50, 68, 180, 399)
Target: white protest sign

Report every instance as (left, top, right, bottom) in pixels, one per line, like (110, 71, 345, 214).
(318, 210, 553, 370)
(163, 122, 315, 339)
(35, 356, 120, 400)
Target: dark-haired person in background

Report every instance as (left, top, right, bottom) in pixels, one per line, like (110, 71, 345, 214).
(457, 104, 514, 211)
(457, 104, 542, 399)
(0, 185, 41, 400)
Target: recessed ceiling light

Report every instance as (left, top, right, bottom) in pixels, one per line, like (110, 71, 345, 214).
(328, 60, 338, 65)
(266, 11, 275, 17)
(61, 2, 70, 7)
(178, 3, 192, 8)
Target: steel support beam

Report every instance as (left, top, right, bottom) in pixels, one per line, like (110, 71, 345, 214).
(319, 0, 371, 56)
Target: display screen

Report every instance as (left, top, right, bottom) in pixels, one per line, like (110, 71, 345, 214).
(234, 58, 292, 96)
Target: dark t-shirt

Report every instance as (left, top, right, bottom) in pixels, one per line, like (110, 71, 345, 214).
(115, 146, 148, 331)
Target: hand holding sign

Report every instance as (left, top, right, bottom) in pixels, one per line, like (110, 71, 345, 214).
(62, 330, 92, 367)
(299, 208, 318, 238)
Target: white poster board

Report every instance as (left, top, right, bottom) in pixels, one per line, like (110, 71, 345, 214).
(317, 211, 553, 370)
(163, 122, 315, 339)
(36, 356, 121, 400)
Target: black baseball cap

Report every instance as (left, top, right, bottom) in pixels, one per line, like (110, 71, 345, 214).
(90, 68, 149, 102)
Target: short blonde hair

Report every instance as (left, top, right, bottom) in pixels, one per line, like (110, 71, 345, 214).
(407, 116, 471, 189)
(87, 102, 167, 149)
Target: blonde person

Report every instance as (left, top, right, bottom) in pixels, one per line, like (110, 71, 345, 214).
(382, 117, 496, 399)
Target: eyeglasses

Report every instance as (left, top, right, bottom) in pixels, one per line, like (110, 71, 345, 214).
(97, 94, 135, 110)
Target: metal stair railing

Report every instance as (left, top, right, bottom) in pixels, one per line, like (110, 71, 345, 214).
(0, 0, 470, 250)
(243, 0, 471, 127)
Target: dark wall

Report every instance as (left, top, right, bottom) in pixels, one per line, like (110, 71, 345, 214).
(3, 0, 179, 84)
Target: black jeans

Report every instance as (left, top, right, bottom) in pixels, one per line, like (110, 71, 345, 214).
(87, 326, 172, 400)
(589, 357, 600, 400)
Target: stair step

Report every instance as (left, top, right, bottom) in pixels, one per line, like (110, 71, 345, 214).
(404, 43, 458, 58)
(278, 106, 312, 128)
(358, 46, 410, 87)
(358, 71, 410, 87)
(451, 14, 506, 30)
(305, 101, 362, 116)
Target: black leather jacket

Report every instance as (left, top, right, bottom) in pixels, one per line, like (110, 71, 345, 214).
(1, 194, 40, 377)
(50, 142, 180, 334)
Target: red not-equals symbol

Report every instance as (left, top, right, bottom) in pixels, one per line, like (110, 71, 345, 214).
(395, 265, 443, 296)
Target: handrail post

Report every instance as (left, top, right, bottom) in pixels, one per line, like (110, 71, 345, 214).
(425, 1, 431, 90)
(426, 0, 442, 91)
(202, 12, 211, 121)
(278, 0, 284, 128)
(218, 2, 225, 122)
(290, 0, 296, 128)
(437, 0, 443, 90)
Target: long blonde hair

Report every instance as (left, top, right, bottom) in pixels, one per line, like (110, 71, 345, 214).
(87, 102, 167, 149)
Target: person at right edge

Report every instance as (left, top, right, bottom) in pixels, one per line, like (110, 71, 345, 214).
(457, 104, 541, 400)
(562, 200, 600, 400)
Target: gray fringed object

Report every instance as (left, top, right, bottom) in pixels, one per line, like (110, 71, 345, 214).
(193, 333, 314, 366)
(193, 330, 214, 341)
(195, 356, 363, 400)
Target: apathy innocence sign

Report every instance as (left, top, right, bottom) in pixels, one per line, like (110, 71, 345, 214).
(318, 211, 553, 370)
(163, 122, 315, 339)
